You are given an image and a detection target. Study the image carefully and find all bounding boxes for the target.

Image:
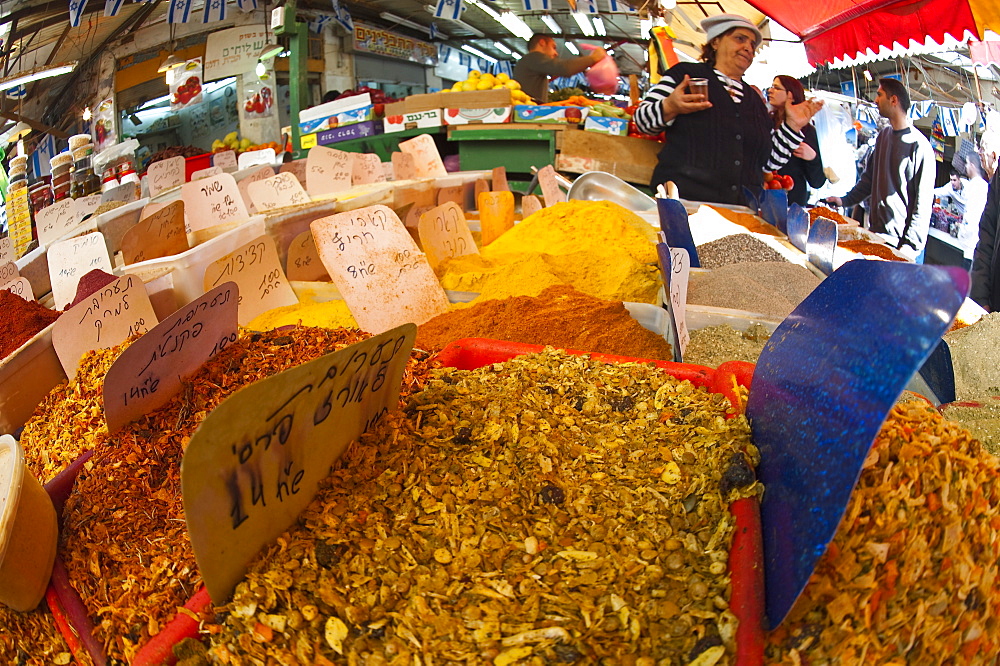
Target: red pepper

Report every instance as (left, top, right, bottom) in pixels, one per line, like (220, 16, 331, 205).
(130, 586, 212, 666)
(46, 586, 84, 664)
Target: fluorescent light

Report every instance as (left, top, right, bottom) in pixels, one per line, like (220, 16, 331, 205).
(469, 0, 531, 41)
(640, 17, 652, 39)
(565, 41, 579, 55)
(661, 0, 676, 8)
(864, 69, 873, 81)
(380, 11, 447, 38)
(462, 44, 498, 64)
(493, 41, 514, 55)
(572, 12, 595, 37)
(0, 62, 76, 92)
(541, 15, 562, 34)
(424, 6, 485, 37)
(592, 16, 606, 36)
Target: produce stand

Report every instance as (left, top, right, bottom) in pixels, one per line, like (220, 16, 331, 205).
(311, 126, 442, 162)
(448, 125, 563, 177)
(556, 130, 661, 187)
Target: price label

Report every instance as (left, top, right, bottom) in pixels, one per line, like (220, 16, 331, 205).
(399, 133, 446, 178)
(286, 230, 330, 282)
(204, 235, 297, 325)
(76, 194, 103, 222)
(306, 145, 354, 197)
(417, 202, 479, 271)
(181, 173, 250, 233)
(657, 244, 690, 356)
(479, 191, 515, 246)
(0, 237, 11, 264)
(36, 199, 77, 246)
(121, 201, 189, 265)
(213, 150, 238, 170)
(101, 182, 139, 205)
(0, 261, 19, 285)
(492, 166, 510, 192)
(52, 274, 159, 378)
(247, 172, 311, 212)
(192, 165, 224, 181)
(391, 152, 416, 180)
(537, 165, 565, 206)
(404, 204, 434, 229)
(352, 153, 385, 186)
(279, 159, 308, 186)
(436, 185, 464, 207)
(311, 205, 449, 334)
(147, 156, 186, 197)
(381, 161, 395, 181)
(182, 324, 416, 602)
(474, 178, 490, 205)
(103, 282, 239, 434)
(237, 165, 276, 215)
(237, 148, 276, 170)
(7, 187, 32, 258)
(1, 277, 33, 301)
(48, 232, 114, 310)
(522, 194, 543, 219)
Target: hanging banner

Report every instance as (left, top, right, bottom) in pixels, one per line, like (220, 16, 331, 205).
(353, 22, 437, 65)
(170, 57, 204, 110)
(204, 27, 271, 80)
(93, 97, 117, 153)
(931, 116, 946, 162)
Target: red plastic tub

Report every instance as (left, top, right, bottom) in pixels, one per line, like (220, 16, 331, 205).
(183, 153, 213, 181)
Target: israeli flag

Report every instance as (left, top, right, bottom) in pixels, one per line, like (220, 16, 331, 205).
(310, 14, 334, 33)
(434, 0, 463, 21)
(203, 0, 226, 23)
(104, 0, 124, 17)
(429, 22, 439, 39)
(68, 0, 90, 27)
(439, 44, 452, 61)
(237, 0, 257, 12)
(608, 0, 634, 12)
(578, 0, 598, 13)
(168, 0, 194, 23)
(332, 0, 354, 31)
(522, 0, 550, 10)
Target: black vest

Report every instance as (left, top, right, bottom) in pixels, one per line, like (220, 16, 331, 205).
(650, 63, 772, 206)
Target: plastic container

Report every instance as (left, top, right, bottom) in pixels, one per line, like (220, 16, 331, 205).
(184, 153, 213, 181)
(68, 134, 92, 151)
(0, 322, 67, 436)
(50, 152, 73, 170)
(0, 434, 59, 611)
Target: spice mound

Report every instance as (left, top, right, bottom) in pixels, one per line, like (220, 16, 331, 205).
(684, 324, 771, 368)
(808, 206, 848, 225)
(416, 285, 674, 360)
(205, 349, 759, 663)
(248, 298, 360, 331)
(945, 311, 1000, 401)
(0, 605, 86, 666)
(37, 326, 436, 664)
(838, 240, 905, 261)
(687, 262, 821, 319)
(696, 234, 788, 269)
(765, 402, 1000, 664)
(0, 290, 60, 360)
(941, 397, 1000, 457)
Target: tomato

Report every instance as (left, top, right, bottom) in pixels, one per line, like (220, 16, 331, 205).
(781, 175, 795, 190)
(763, 171, 775, 183)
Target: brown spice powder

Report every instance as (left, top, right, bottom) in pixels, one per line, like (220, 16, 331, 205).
(416, 285, 673, 360)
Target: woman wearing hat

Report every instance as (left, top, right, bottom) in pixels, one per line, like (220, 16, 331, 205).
(634, 14, 823, 206)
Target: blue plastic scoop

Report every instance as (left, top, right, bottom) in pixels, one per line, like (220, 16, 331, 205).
(656, 197, 700, 268)
(806, 216, 837, 276)
(759, 189, 788, 234)
(747, 260, 969, 627)
(786, 204, 809, 253)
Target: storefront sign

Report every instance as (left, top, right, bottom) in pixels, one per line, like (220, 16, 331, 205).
(352, 22, 437, 65)
(204, 27, 272, 80)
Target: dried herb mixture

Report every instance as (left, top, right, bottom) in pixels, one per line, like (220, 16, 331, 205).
(205, 349, 759, 664)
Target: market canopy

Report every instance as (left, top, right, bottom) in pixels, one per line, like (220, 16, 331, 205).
(745, 0, 1000, 66)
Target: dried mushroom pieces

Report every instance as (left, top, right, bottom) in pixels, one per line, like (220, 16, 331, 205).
(766, 402, 1000, 665)
(36, 326, 436, 665)
(205, 349, 759, 664)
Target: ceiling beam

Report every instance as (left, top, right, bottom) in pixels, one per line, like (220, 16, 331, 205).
(0, 106, 69, 138)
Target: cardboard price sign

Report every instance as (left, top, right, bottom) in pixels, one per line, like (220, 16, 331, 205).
(247, 172, 310, 212)
(103, 282, 239, 434)
(404, 204, 434, 230)
(213, 150, 238, 170)
(237, 165, 276, 215)
(479, 191, 515, 246)
(311, 205, 450, 334)
(352, 153, 385, 186)
(0, 261, 18, 286)
(101, 182, 139, 205)
(391, 152, 416, 180)
(2, 277, 33, 301)
(522, 194, 543, 219)
(204, 235, 297, 325)
(75, 195, 103, 222)
(492, 166, 510, 192)
(182, 173, 249, 233)
(399, 134, 446, 178)
(121, 201, 189, 265)
(537, 165, 566, 206)
(192, 165, 224, 181)
(0, 237, 11, 263)
(182, 324, 416, 602)
(147, 156, 186, 197)
(656, 244, 690, 358)
(286, 230, 330, 282)
(436, 185, 464, 207)
(35, 199, 78, 247)
(279, 159, 308, 186)
(52, 274, 159, 378)
(48, 232, 114, 310)
(417, 202, 479, 271)
(306, 145, 354, 197)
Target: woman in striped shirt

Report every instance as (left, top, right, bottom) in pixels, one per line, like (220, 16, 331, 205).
(634, 14, 822, 205)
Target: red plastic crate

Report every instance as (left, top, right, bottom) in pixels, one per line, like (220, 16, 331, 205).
(183, 153, 212, 181)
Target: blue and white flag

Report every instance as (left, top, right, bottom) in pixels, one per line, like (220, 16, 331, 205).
(331, 0, 354, 31)
(168, 0, 194, 23)
(522, 0, 550, 10)
(578, 0, 598, 13)
(68, 0, 90, 27)
(434, 0, 463, 21)
(236, 0, 257, 13)
(104, 0, 124, 17)
(438, 44, 453, 61)
(429, 22, 439, 39)
(608, 0, 635, 12)
(493, 60, 513, 77)
(309, 14, 334, 33)
(203, 0, 226, 23)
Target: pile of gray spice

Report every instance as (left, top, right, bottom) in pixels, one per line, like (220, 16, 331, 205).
(687, 262, 821, 319)
(684, 323, 772, 368)
(696, 234, 788, 269)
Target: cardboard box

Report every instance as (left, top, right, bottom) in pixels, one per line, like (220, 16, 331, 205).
(314, 121, 384, 146)
(440, 89, 512, 108)
(556, 130, 660, 185)
(298, 94, 374, 134)
(384, 109, 443, 133)
(584, 115, 628, 136)
(385, 92, 444, 114)
(514, 105, 589, 125)
(442, 106, 512, 126)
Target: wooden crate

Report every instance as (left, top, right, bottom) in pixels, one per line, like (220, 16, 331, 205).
(556, 130, 661, 186)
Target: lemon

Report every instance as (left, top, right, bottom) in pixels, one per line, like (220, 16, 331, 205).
(452, 82, 463, 91)
(462, 81, 477, 91)
(504, 80, 521, 91)
(469, 70, 482, 78)
(497, 73, 510, 82)
(476, 79, 493, 90)
(493, 84, 504, 90)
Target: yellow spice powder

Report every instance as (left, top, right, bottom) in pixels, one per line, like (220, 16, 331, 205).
(247, 299, 360, 330)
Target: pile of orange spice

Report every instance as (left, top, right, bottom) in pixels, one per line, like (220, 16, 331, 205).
(838, 240, 906, 261)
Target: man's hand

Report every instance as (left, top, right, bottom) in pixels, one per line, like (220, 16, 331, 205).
(825, 196, 843, 207)
(793, 142, 817, 161)
(785, 98, 824, 132)
(662, 75, 712, 121)
(589, 47, 608, 63)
